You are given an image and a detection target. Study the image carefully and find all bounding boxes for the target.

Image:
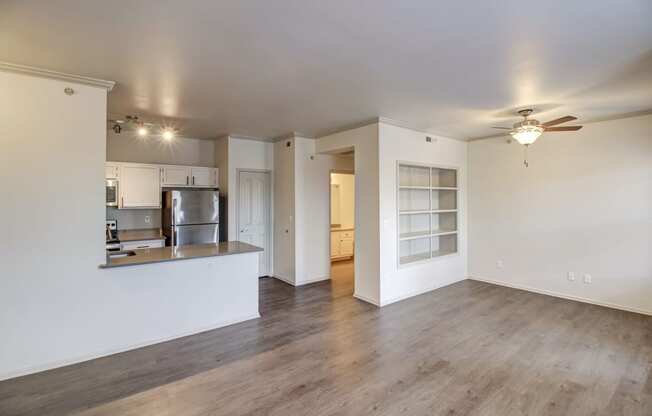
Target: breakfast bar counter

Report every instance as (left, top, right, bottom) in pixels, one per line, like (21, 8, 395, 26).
(100, 241, 262, 268)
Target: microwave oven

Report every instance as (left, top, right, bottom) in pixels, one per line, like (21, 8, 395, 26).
(106, 179, 119, 207)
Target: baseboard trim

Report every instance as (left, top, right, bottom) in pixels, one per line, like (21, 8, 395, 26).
(0, 312, 261, 382)
(272, 274, 295, 286)
(470, 276, 652, 316)
(353, 292, 380, 307)
(296, 275, 330, 286)
(380, 278, 466, 307)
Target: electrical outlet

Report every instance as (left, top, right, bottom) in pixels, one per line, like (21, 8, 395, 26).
(144, 215, 151, 224)
(583, 274, 592, 284)
(496, 260, 504, 269)
(567, 272, 575, 281)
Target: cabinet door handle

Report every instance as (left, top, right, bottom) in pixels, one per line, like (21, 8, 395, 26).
(192, 176, 195, 185)
(186, 176, 189, 185)
(121, 197, 124, 208)
(137, 245, 148, 249)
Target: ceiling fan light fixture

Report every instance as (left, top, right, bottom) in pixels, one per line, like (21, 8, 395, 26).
(510, 125, 543, 145)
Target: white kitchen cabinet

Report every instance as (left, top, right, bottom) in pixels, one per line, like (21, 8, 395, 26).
(331, 229, 355, 260)
(105, 163, 120, 179)
(162, 165, 191, 186)
(190, 167, 217, 187)
(119, 164, 161, 209)
(121, 239, 165, 250)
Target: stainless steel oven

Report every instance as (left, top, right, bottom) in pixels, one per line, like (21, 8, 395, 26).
(106, 179, 119, 207)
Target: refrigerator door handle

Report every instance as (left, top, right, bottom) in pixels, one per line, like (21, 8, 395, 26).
(171, 198, 177, 247)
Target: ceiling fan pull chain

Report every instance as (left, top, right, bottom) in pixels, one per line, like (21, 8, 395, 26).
(523, 145, 529, 168)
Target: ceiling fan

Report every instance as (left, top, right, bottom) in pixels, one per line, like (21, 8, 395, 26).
(491, 109, 583, 167)
(492, 109, 583, 145)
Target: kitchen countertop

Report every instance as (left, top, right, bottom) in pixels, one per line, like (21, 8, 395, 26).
(100, 241, 263, 269)
(117, 228, 165, 242)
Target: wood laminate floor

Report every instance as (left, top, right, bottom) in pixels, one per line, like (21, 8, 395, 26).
(1, 262, 651, 415)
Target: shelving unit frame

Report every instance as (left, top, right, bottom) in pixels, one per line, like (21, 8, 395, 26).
(397, 162, 459, 266)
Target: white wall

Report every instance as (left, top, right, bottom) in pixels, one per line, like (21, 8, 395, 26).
(272, 136, 353, 285)
(0, 70, 259, 381)
(213, 136, 274, 274)
(317, 124, 381, 304)
(293, 137, 354, 285)
(378, 123, 468, 306)
(107, 130, 216, 166)
(331, 173, 355, 229)
(227, 137, 274, 241)
(468, 114, 652, 315)
(273, 138, 295, 283)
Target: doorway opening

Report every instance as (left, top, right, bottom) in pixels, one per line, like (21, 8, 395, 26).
(330, 168, 355, 296)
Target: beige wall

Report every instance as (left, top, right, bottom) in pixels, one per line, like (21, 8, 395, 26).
(468, 114, 652, 314)
(107, 130, 216, 166)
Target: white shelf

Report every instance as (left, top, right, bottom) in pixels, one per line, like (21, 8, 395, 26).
(431, 249, 457, 258)
(400, 209, 458, 215)
(431, 229, 457, 236)
(399, 185, 431, 190)
(399, 229, 457, 241)
(398, 163, 459, 265)
(400, 252, 431, 265)
(400, 186, 457, 191)
(399, 209, 431, 215)
(399, 231, 431, 241)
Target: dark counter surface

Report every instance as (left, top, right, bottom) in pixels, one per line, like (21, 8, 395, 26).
(100, 241, 262, 269)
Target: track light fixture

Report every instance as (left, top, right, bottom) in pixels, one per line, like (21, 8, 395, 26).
(108, 115, 178, 141)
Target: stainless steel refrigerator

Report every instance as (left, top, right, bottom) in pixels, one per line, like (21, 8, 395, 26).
(162, 190, 219, 246)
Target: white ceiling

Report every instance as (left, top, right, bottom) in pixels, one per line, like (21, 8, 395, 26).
(1, 0, 651, 140)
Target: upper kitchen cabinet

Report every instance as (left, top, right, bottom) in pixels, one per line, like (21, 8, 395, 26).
(119, 164, 161, 208)
(162, 165, 191, 186)
(161, 165, 218, 187)
(190, 167, 218, 187)
(105, 163, 120, 179)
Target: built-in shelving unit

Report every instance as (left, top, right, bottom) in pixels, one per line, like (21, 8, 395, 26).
(398, 163, 458, 266)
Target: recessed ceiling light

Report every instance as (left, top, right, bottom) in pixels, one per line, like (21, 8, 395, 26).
(137, 126, 148, 137)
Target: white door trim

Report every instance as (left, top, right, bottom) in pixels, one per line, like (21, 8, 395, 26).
(236, 169, 272, 276)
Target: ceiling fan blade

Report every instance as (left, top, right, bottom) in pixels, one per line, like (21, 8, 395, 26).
(541, 116, 577, 127)
(491, 127, 512, 130)
(544, 126, 583, 132)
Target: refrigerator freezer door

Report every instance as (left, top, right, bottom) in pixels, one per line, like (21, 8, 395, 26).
(173, 190, 219, 225)
(174, 224, 219, 246)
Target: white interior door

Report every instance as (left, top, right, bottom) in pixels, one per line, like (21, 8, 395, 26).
(238, 171, 270, 276)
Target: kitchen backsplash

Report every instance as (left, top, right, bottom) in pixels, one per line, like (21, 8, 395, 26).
(106, 208, 161, 230)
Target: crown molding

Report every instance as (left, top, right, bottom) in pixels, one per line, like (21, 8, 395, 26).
(316, 118, 379, 138)
(315, 116, 465, 142)
(228, 134, 275, 143)
(377, 117, 465, 142)
(0, 61, 115, 91)
(270, 131, 316, 142)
